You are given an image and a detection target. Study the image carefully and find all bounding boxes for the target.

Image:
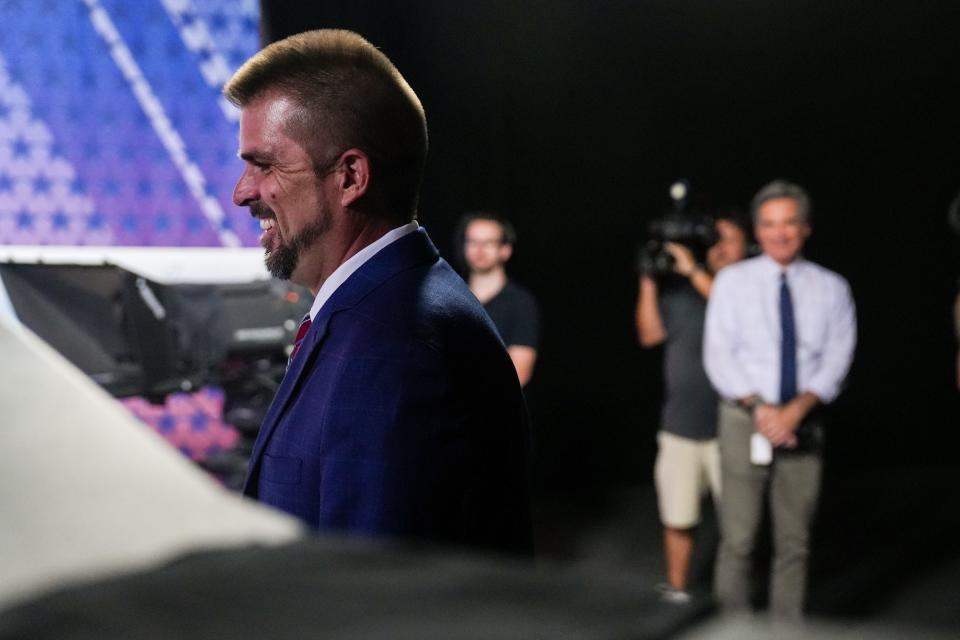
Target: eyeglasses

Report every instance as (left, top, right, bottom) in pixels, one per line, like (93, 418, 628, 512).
(464, 239, 504, 248)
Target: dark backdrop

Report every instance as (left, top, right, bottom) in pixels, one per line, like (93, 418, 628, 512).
(261, 1, 960, 490)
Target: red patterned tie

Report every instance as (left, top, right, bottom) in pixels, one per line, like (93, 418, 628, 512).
(287, 314, 312, 368)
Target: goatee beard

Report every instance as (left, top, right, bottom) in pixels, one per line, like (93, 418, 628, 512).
(265, 243, 299, 280)
(265, 213, 331, 281)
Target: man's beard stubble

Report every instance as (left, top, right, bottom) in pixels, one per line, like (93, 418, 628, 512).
(252, 202, 331, 281)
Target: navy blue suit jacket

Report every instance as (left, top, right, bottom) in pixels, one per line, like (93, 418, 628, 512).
(243, 228, 533, 555)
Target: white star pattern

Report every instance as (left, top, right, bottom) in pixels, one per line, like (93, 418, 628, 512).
(0, 53, 111, 245)
(162, 0, 260, 123)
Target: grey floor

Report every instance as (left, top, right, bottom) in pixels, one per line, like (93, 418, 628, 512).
(532, 465, 960, 637)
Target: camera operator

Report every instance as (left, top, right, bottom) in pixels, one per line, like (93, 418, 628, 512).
(635, 210, 749, 604)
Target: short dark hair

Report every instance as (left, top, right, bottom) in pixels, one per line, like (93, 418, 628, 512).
(458, 212, 517, 245)
(713, 206, 757, 256)
(224, 29, 428, 222)
(452, 212, 517, 272)
(713, 206, 751, 237)
(750, 179, 812, 226)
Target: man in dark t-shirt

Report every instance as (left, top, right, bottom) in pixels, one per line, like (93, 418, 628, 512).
(460, 213, 540, 387)
(635, 213, 749, 603)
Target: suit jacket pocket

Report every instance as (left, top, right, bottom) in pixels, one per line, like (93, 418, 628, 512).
(262, 454, 303, 485)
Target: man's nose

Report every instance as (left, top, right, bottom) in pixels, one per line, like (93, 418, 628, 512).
(233, 168, 258, 207)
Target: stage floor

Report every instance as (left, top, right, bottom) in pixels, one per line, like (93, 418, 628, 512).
(1, 466, 956, 638)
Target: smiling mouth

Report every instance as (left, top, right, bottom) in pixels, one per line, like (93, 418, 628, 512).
(249, 201, 275, 220)
(249, 203, 279, 245)
(259, 218, 281, 252)
(247, 207, 276, 251)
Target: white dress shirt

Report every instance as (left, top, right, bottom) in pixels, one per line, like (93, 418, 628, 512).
(703, 254, 856, 405)
(307, 221, 419, 321)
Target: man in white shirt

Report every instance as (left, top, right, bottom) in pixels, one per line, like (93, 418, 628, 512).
(704, 180, 856, 620)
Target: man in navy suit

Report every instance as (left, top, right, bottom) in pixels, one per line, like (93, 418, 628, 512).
(224, 30, 532, 555)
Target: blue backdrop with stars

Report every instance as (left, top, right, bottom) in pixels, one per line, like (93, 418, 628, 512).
(0, 0, 261, 247)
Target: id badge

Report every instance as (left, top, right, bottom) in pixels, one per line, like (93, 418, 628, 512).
(750, 433, 773, 465)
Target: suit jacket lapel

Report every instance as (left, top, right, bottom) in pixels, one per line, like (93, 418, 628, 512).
(243, 228, 439, 494)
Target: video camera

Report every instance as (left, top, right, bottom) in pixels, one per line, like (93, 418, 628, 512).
(0, 261, 308, 401)
(0, 252, 314, 491)
(637, 180, 718, 278)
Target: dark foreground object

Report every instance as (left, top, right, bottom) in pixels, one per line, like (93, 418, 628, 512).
(0, 537, 710, 640)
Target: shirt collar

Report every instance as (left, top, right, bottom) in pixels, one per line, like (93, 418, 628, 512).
(308, 221, 419, 320)
(758, 253, 805, 279)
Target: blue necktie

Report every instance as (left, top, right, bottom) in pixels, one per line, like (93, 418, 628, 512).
(779, 273, 797, 404)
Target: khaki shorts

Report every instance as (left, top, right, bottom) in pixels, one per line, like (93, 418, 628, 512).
(654, 430, 721, 529)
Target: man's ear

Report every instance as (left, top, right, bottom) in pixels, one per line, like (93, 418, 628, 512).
(498, 242, 513, 263)
(337, 148, 371, 207)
